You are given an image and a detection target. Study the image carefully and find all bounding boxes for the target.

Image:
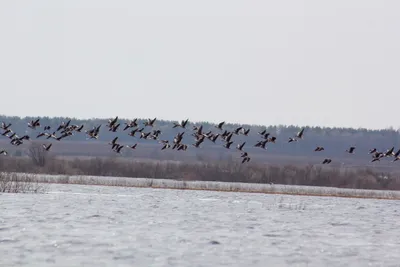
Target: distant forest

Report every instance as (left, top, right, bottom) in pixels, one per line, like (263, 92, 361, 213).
(0, 115, 399, 163)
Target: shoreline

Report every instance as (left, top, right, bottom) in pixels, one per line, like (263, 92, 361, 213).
(4, 172, 400, 200)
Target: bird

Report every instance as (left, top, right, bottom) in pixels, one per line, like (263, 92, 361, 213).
(1, 122, 12, 130)
(384, 147, 395, 157)
(241, 128, 250, 136)
(123, 119, 138, 131)
(393, 148, 400, 158)
(322, 158, 332, 164)
(233, 127, 243, 135)
(161, 142, 170, 150)
(236, 142, 246, 151)
(241, 156, 251, 163)
(109, 123, 120, 132)
(42, 143, 52, 151)
(258, 129, 267, 136)
(2, 129, 12, 136)
(107, 116, 118, 129)
(56, 119, 71, 131)
(173, 119, 189, 129)
(144, 118, 157, 127)
(109, 137, 118, 146)
(296, 128, 305, 139)
(128, 143, 137, 149)
(4, 114, 399, 168)
(215, 121, 225, 130)
(114, 144, 124, 153)
(28, 119, 41, 129)
(75, 125, 84, 132)
(254, 140, 267, 150)
(192, 138, 204, 148)
(140, 132, 151, 139)
(223, 141, 233, 149)
(241, 152, 248, 158)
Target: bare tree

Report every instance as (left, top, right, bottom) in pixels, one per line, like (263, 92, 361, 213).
(27, 142, 47, 167)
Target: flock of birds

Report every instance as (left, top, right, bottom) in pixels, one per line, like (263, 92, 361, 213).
(1, 117, 400, 165)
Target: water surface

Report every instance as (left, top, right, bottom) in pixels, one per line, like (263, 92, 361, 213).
(1, 184, 399, 267)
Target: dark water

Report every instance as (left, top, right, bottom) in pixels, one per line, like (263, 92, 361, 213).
(1, 184, 399, 267)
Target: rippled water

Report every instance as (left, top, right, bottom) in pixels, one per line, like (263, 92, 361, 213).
(1, 184, 400, 267)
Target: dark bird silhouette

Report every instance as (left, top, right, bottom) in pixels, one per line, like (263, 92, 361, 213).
(255, 140, 268, 150)
(177, 144, 188, 151)
(28, 118, 41, 129)
(384, 147, 395, 157)
(1, 122, 12, 131)
(56, 119, 71, 132)
(161, 142, 170, 150)
(223, 141, 234, 149)
(296, 128, 305, 139)
(209, 134, 219, 143)
(314, 146, 324, 152)
(75, 125, 84, 132)
(128, 143, 137, 149)
(109, 137, 118, 146)
(42, 143, 52, 151)
(233, 127, 243, 135)
(241, 151, 249, 158)
(192, 138, 204, 148)
(173, 119, 189, 129)
(107, 116, 118, 128)
(144, 118, 157, 127)
(109, 123, 120, 132)
(258, 129, 267, 136)
(241, 156, 250, 164)
(114, 144, 124, 153)
(215, 121, 225, 130)
(2, 129, 12, 137)
(140, 132, 151, 139)
(242, 128, 250, 136)
(123, 119, 138, 131)
(236, 142, 246, 151)
(128, 128, 141, 137)
(322, 158, 331, 164)
(393, 148, 400, 158)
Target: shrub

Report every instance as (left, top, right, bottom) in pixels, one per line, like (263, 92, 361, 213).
(0, 172, 46, 193)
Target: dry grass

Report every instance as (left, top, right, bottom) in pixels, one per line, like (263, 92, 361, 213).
(5, 172, 400, 200)
(1, 155, 399, 190)
(1, 144, 399, 197)
(0, 172, 47, 193)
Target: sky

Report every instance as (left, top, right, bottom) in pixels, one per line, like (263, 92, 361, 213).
(0, 1, 399, 130)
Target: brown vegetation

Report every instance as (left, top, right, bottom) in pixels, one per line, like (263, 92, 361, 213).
(0, 154, 399, 191)
(0, 172, 46, 193)
(27, 142, 49, 167)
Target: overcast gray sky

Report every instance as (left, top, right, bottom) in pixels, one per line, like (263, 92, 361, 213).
(0, 1, 399, 129)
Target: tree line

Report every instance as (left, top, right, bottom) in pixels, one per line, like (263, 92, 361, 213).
(0, 115, 399, 160)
